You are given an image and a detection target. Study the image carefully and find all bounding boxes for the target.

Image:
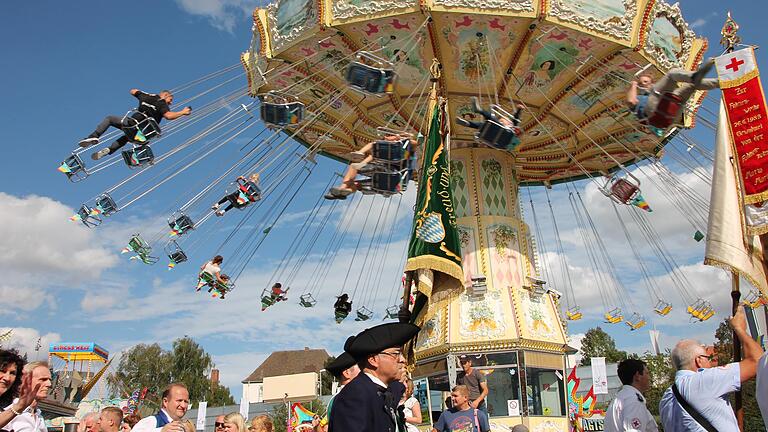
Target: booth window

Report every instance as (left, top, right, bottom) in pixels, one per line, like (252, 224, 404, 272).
(474, 352, 521, 418)
(525, 367, 565, 416)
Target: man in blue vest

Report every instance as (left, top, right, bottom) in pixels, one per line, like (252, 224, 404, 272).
(328, 322, 419, 432)
(132, 383, 189, 432)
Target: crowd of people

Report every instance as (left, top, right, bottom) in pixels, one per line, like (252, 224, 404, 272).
(4, 306, 768, 432)
(605, 305, 766, 432)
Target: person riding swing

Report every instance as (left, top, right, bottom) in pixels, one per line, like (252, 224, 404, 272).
(456, 97, 525, 151)
(79, 89, 192, 161)
(212, 174, 262, 216)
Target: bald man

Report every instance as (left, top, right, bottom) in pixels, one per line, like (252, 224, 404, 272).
(131, 383, 189, 432)
(659, 306, 763, 431)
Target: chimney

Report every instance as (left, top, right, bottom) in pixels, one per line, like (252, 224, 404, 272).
(210, 369, 220, 386)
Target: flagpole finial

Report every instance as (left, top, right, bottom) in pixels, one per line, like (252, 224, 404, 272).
(430, 58, 441, 80)
(720, 12, 741, 53)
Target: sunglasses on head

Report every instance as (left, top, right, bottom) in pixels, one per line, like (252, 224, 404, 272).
(215, 423, 225, 428)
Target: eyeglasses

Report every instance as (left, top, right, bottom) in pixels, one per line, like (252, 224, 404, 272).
(215, 423, 225, 428)
(378, 351, 402, 360)
(697, 354, 714, 361)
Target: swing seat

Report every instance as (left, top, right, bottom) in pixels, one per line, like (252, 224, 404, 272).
(236, 177, 262, 202)
(75, 204, 102, 228)
(299, 293, 317, 308)
(476, 120, 521, 151)
(654, 300, 672, 316)
(197, 271, 215, 289)
(363, 171, 407, 196)
(133, 253, 159, 265)
(126, 235, 152, 256)
(743, 290, 766, 309)
(385, 305, 400, 320)
(355, 306, 373, 322)
(372, 139, 409, 162)
(566, 306, 583, 321)
(604, 308, 623, 324)
(168, 250, 188, 264)
(211, 280, 234, 299)
(345, 52, 395, 96)
(95, 193, 118, 217)
(168, 213, 195, 236)
(260, 101, 305, 126)
(165, 240, 188, 267)
(334, 308, 350, 323)
(60, 153, 88, 182)
(625, 313, 647, 331)
(261, 294, 277, 310)
(647, 92, 683, 129)
(121, 145, 155, 168)
(121, 110, 161, 144)
(601, 176, 640, 204)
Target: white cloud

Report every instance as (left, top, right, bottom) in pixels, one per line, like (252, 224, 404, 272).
(0, 327, 61, 361)
(0, 193, 121, 315)
(0, 193, 118, 280)
(175, 0, 260, 32)
(689, 12, 718, 29)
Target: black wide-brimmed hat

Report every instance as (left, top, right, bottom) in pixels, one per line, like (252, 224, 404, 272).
(344, 322, 420, 360)
(326, 351, 357, 377)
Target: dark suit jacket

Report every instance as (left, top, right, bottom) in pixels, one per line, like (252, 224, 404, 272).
(329, 373, 405, 432)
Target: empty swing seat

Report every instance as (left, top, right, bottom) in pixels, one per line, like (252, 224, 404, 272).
(76, 204, 102, 228)
(299, 293, 317, 308)
(646, 92, 683, 129)
(95, 193, 118, 216)
(355, 306, 373, 322)
(121, 110, 161, 144)
(121, 145, 155, 168)
(385, 305, 399, 320)
(168, 250, 188, 264)
(477, 120, 520, 151)
(168, 213, 195, 236)
(260, 101, 305, 126)
(345, 52, 395, 95)
(60, 153, 88, 182)
(743, 290, 765, 309)
(654, 300, 672, 316)
(604, 308, 623, 324)
(625, 313, 647, 331)
(566, 306, 583, 321)
(125, 235, 158, 265)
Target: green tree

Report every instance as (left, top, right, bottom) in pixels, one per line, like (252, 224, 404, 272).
(713, 318, 766, 432)
(641, 352, 674, 417)
(578, 327, 628, 366)
(107, 343, 172, 409)
(271, 399, 327, 432)
(107, 337, 236, 409)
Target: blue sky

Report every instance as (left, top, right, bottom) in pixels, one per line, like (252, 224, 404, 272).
(1, 1, 766, 401)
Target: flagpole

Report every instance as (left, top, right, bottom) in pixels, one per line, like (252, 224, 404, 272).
(720, 12, 744, 431)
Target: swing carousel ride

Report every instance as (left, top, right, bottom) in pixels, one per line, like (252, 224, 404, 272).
(59, 0, 761, 375)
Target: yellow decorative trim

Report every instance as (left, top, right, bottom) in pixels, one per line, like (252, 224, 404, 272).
(704, 257, 767, 296)
(406, 255, 465, 283)
(415, 338, 568, 361)
(719, 69, 760, 89)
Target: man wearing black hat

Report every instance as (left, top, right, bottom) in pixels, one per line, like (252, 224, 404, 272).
(328, 322, 420, 432)
(317, 351, 360, 431)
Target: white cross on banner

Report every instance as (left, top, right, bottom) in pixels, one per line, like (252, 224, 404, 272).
(715, 48, 757, 83)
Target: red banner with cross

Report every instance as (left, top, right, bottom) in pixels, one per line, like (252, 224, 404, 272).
(716, 48, 768, 204)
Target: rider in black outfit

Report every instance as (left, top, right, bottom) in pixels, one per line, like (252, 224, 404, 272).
(78, 89, 191, 160)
